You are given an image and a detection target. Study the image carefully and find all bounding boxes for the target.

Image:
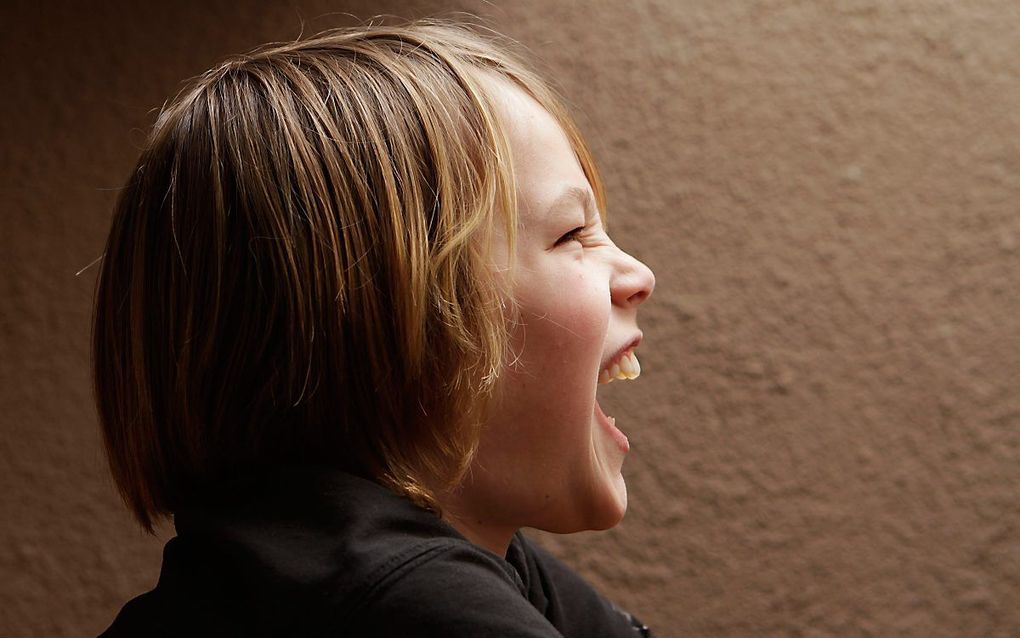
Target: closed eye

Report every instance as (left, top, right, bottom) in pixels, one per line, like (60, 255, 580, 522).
(555, 226, 586, 246)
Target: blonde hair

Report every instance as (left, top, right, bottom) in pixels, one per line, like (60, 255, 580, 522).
(92, 17, 609, 532)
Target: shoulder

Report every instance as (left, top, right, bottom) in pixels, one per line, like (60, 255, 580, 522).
(356, 534, 655, 638)
(102, 467, 561, 637)
(100, 467, 652, 637)
(510, 533, 656, 638)
(352, 538, 562, 637)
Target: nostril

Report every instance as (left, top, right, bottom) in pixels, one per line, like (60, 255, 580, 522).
(627, 289, 650, 305)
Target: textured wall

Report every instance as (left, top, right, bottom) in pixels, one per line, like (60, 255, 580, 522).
(2, 1, 1018, 636)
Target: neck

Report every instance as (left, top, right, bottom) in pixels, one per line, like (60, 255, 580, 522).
(436, 497, 516, 558)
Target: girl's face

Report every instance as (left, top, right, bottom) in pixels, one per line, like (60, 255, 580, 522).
(442, 76, 655, 551)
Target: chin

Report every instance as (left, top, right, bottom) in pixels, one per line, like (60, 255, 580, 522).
(588, 477, 629, 530)
(542, 477, 628, 534)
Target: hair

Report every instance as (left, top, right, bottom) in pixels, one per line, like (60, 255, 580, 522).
(92, 17, 609, 532)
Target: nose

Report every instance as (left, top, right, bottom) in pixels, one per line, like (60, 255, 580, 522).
(611, 248, 655, 308)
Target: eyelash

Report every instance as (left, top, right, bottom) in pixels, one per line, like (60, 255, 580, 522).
(556, 226, 586, 246)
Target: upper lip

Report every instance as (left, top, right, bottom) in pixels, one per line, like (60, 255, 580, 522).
(599, 332, 643, 373)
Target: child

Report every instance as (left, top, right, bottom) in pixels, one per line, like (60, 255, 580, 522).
(94, 18, 656, 637)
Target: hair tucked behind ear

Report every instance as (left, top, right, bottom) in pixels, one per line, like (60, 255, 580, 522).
(92, 17, 610, 532)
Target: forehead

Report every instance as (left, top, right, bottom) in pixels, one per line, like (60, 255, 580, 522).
(478, 74, 592, 226)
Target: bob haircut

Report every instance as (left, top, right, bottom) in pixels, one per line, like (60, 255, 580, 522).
(93, 18, 609, 532)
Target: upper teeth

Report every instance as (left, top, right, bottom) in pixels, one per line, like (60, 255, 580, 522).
(598, 350, 641, 385)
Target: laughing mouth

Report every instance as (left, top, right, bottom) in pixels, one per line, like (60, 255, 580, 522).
(598, 349, 641, 385)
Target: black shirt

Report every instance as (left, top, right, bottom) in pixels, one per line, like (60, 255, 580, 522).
(100, 465, 654, 637)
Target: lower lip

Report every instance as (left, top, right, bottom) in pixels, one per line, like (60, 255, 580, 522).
(595, 400, 630, 453)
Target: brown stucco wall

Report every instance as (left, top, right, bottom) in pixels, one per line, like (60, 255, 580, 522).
(2, 1, 1018, 636)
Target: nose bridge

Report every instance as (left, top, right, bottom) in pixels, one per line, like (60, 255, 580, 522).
(610, 245, 655, 307)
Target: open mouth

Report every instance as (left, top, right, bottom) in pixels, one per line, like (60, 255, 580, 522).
(594, 399, 629, 452)
(594, 347, 642, 452)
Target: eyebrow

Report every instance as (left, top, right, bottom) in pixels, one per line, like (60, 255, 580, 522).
(545, 185, 596, 218)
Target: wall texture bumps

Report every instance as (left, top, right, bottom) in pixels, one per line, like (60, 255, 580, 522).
(2, 1, 1017, 636)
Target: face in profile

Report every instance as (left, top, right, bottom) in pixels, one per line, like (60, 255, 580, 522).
(446, 74, 656, 545)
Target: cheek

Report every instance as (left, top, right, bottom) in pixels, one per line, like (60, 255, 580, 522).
(506, 272, 608, 423)
(518, 267, 608, 349)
